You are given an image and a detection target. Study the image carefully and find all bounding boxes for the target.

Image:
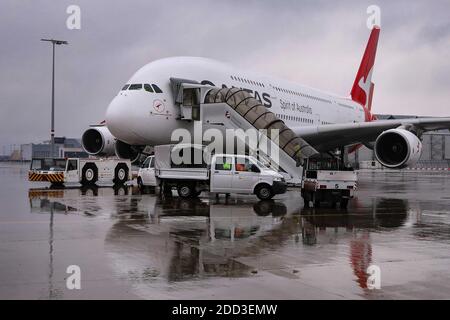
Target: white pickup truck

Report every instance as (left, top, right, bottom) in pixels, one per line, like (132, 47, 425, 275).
(137, 144, 287, 200)
(301, 157, 357, 209)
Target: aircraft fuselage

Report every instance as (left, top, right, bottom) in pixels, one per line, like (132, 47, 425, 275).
(105, 57, 366, 146)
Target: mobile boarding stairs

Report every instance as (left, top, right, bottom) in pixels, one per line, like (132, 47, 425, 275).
(169, 78, 319, 184)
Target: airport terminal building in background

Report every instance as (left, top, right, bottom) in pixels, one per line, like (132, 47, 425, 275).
(20, 137, 88, 160)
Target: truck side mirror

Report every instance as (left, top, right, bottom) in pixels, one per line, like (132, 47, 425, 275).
(251, 164, 260, 173)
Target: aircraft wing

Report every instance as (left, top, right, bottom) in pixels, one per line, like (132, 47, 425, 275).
(291, 118, 450, 152)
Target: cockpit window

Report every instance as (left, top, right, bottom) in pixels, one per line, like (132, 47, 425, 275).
(121, 84, 129, 90)
(144, 84, 154, 93)
(129, 84, 142, 90)
(152, 84, 163, 93)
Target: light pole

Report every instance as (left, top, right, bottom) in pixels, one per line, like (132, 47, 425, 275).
(41, 39, 68, 157)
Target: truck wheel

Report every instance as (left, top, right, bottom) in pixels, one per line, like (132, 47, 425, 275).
(81, 164, 98, 185)
(114, 164, 128, 185)
(177, 183, 194, 198)
(340, 198, 349, 209)
(255, 184, 273, 200)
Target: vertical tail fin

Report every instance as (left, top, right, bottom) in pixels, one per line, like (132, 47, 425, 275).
(350, 26, 380, 110)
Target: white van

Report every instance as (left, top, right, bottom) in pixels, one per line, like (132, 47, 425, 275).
(138, 145, 287, 200)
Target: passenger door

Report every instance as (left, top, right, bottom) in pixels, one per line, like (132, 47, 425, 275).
(65, 159, 79, 183)
(210, 156, 233, 192)
(232, 157, 260, 193)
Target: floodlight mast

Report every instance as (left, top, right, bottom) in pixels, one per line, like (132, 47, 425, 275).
(40, 39, 68, 157)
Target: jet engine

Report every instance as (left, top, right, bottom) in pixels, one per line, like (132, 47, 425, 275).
(114, 140, 141, 163)
(82, 126, 116, 156)
(374, 129, 422, 169)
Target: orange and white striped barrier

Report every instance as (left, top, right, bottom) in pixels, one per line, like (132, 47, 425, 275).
(28, 171, 65, 183)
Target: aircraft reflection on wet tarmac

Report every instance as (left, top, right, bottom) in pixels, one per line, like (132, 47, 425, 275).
(27, 186, 414, 292)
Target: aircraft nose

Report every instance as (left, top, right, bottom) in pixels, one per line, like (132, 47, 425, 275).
(105, 96, 133, 142)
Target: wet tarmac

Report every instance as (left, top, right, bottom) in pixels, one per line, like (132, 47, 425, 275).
(1, 162, 450, 299)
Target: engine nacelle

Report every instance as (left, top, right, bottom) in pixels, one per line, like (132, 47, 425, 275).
(81, 126, 116, 156)
(374, 129, 422, 169)
(114, 140, 141, 163)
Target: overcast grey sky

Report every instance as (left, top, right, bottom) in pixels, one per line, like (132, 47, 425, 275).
(0, 0, 449, 151)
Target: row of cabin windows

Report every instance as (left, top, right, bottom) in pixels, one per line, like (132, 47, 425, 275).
(275, 113, 313, 124)
(230, 75, 265, 88)
(121, 83, 163, 93)
(272, 85, 332, 104)
(276, 114, 333, 125)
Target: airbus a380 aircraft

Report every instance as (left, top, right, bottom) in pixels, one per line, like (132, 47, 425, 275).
(82, 26, 450, 169)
